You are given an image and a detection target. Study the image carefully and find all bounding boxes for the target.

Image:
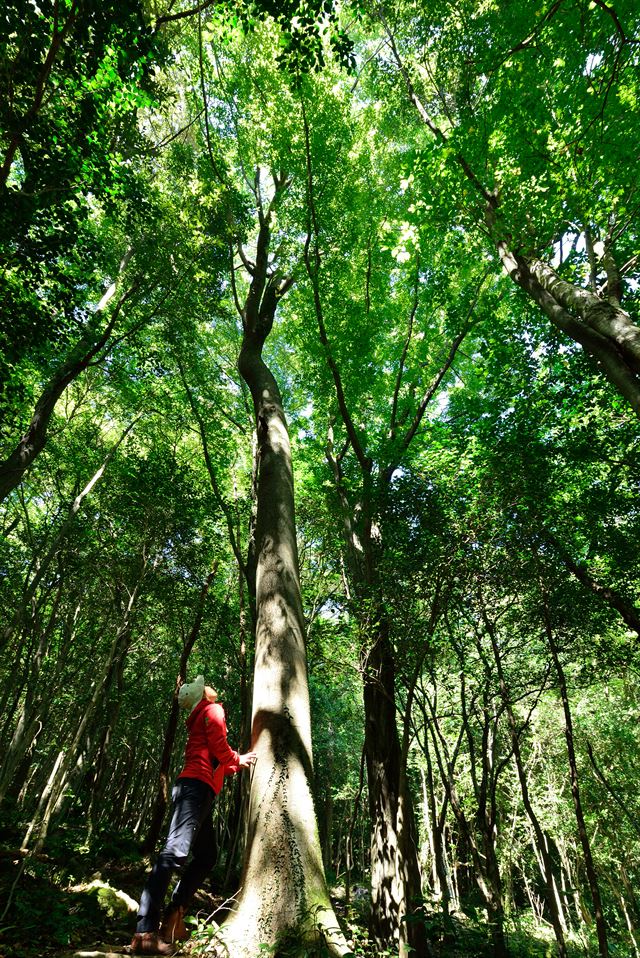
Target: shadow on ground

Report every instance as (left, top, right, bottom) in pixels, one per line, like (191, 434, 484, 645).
(0, 825, 598, 958)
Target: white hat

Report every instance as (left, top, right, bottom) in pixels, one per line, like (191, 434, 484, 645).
(178, 675, 205, 713)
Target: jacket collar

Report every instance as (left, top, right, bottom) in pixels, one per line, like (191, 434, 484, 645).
(186, 698, 208, 728)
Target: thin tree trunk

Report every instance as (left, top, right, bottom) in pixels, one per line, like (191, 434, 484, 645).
(23, 561, 148, 849)
(223, 567, 252, 891)
(345, 745, 365, 907)
(482, 606, 568, 958)
(0, 252, 138, 503)
(456, 640, 510, 951)
(620, 864, 640, 926)
(1, 414, 141, 653)
(142, 563, 218, 854)
(322, 737, 335, 872)
(543, 606, 609, 957)
(420, 767, 439, 899)
(1, 589, 83, 808)
(544, 532, 640, 636)
(609, 867, 640, 958)
(0, 578, 63, 806)
(530, 831, 569, 934)
(423, 692, 507, 957)
(559, 841, 586, 930)
(617, 892, 640, 958)
(557, 840, 575, 933)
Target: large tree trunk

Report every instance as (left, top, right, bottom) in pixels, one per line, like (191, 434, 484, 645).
(325, 414, 432, 958)
(494, 244, 640, 416)
(217, 183, 348, 957)
(363, 624, 431, 958)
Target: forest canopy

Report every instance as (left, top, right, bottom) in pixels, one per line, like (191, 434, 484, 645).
(1, 1, 639, 957)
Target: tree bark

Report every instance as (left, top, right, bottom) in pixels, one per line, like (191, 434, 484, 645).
(482, 605, 568, 958)
(217, 182, 348, 957)
(544, 531, 640, 637)
(495, 244, 640, 416)
(543, 606, 609, 957)
(363, 622, 430, 957)
(383, 21, 640, 417)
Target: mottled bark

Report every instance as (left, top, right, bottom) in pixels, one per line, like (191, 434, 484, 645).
(495, 243, 640, 416)
(218, 181, 348, 957)
(529, 259, 640, 371)
(363, 624, 430, 957)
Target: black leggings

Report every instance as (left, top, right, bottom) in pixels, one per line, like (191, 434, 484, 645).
(136, 777, 217, 933)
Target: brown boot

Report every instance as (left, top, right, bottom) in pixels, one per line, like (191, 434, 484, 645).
(160, 905, 190, 943)
(130, 931, 175, 955)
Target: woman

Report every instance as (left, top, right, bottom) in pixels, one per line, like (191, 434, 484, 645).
(131, 675, 257, 955)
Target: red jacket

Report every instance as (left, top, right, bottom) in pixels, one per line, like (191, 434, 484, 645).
(178, 700, 240, 795)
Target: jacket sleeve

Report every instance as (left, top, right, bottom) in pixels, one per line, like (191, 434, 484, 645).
(204, 703, 240, 770)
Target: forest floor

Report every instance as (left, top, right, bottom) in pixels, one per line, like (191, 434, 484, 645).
(0, 826, 592, 958)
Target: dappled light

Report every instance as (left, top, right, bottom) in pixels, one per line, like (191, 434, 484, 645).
(2, 1, 640, 958)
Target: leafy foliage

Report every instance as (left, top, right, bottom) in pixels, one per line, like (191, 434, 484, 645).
(1, 4, 639, 957)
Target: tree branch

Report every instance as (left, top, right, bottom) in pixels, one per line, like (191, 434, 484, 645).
(301, 89, 372, 476)
(389, 256, 420, 438)
(155, 0, 216, 28)
(176, 357, 247, 576)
